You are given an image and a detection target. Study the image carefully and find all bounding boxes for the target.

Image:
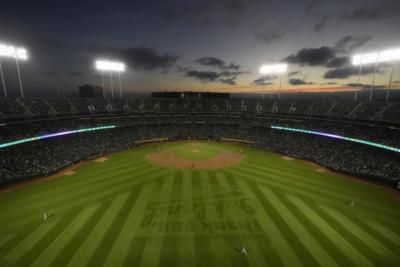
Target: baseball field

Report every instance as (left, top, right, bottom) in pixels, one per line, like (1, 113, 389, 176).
(0, 141, 399, 267)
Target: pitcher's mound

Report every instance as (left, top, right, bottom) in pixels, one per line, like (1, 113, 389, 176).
(148, 150, 244, 169)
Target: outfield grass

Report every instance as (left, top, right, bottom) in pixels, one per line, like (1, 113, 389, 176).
(0, 141, 399, 267)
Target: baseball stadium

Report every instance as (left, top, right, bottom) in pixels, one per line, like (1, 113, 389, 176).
(1, 1, 400, 266)
(0, 93, 399, 267)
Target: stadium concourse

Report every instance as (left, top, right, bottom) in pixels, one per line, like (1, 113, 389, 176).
(0, 91, 399, 188)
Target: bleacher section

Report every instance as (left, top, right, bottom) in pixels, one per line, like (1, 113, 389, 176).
(0, 96, 400, 123)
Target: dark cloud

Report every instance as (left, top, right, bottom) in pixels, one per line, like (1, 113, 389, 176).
(176, 65, 190, 73)
(346, 83, 366, 87)
(334, 36, 371, 53)
(342, 1, 400, 21)
(289, 78, 308, 85)
(186, 70, 220, 82)
(219, 78, 236, 85)
(285, 36, 369, 69)
(288, 71, 301, 77)
(68, 72, 84, 77)
(324, 66, 378, 79)
(252, 77, 273, 86)
(88, 46, 178, 71)
(325, 57, 350, 68)
(285, 46, 335, 66)
(343, 7, 382, 20)
(184, 69, 245, 84)
(324, 82, 338, 85)
(254, 31, 285, 45)
(313, 15, 330, 32)
(196, 57, 240, 70)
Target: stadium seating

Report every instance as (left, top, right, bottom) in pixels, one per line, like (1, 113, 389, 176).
(0, 93, 399, 187)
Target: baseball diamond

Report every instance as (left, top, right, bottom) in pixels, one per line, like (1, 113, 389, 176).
(0, 141, 399, 267)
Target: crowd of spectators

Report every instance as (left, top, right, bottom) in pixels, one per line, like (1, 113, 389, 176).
(1, 111, 399, 187)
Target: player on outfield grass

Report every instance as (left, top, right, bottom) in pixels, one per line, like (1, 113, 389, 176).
(350, 200, 354, 207)
(43, 212, 48, 221)
(241, 245, 247, 255)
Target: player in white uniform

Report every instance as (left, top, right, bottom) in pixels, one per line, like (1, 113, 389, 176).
(241, 245, 247, 255)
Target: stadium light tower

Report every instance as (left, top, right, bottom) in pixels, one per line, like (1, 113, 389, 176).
(0, 43, 28, 97)
(95, 60, 125, 98)
(352, 47, 400, 102)
(259, 63, 288, 99)
(0, 60, 6, 97)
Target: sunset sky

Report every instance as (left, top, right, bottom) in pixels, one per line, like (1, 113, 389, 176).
(1, 0, 400, 96)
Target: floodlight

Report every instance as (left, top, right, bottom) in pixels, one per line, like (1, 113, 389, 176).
(353, 47, 400, 65)
(259, 63, 287, 75)
(95, 60, 125, 72)
(393, 48, 400, 61)
(0, 44, 28, 60)
(378, 49, 394, 63)
(352, 55, 363, 66)
(362, 52, 378, 65)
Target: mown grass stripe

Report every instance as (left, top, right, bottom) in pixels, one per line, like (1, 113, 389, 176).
(122, 237, 146, 267)
(226, 173, 303, 267)
(285, 194, 373, 267)
(242, 159, 400, 215)
(217, 171, 284, 267)
(226, 167, 398, 225)
(277, 191, 349, 266)
(222, 235, 250, 267)
(0, 157, 149, 207)
(13, 208, 80, 267)
(158, 171, 184, 267)
(200, 171, 236, 267)
(31, 203, 101, 267)
(0, 159, 153, 210)
(0, 168, 166, 235)
(320, 205, 399, 264)
(334, 208, 400, 257)
(232, 164, 397, 215)
(66, 192, 131, 267)
(0, 221, 42, 264)
(339, 210, 400, 254)
(86, 185, 143, 267)
(102, 181, 158, 267)
(192, 170, 214, 266)
(0, 234, 15, 248)
(365, 220, 400, 245)
(158, 235, 178, 267)
(0, 163, 161, 218)
(119, 176, 164, 267)
(51, 199, 112, 267)
(139, 173, 175, 267)
(3, 218, 61, 265)
(175, 170, 196, 267)
(245, 178, 319, 266)
(258, 184, 339, 267)
(213, 172, 271, 267)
